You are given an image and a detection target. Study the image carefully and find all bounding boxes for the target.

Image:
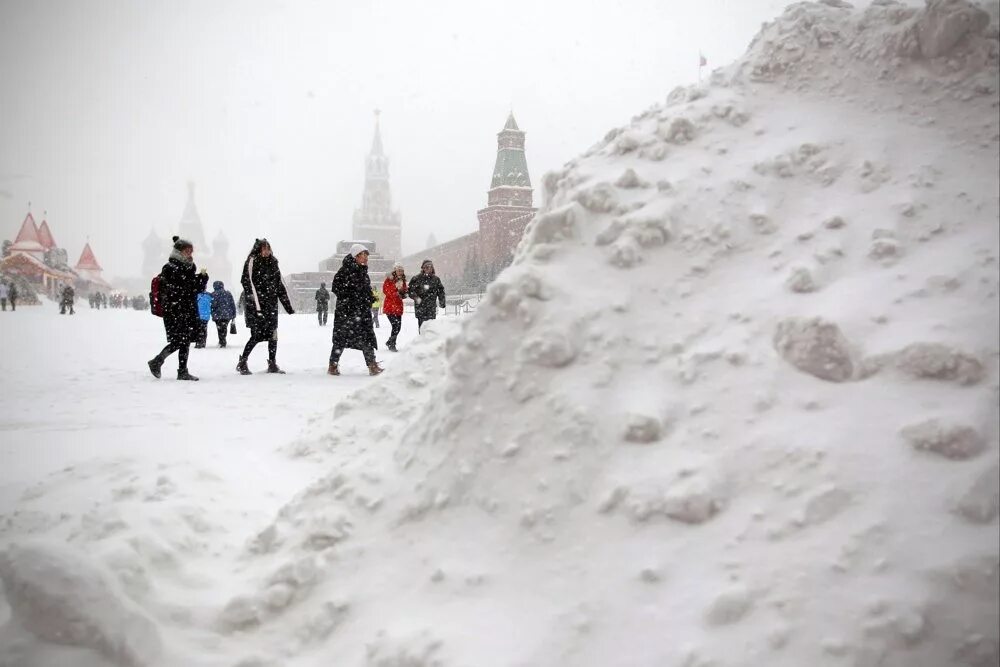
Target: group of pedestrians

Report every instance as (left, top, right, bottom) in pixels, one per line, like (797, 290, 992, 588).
(145, 236, 446, 381)
(323, 249, 446, 373)
(0, 281, 18, 311)
(146, 236, 295, 381)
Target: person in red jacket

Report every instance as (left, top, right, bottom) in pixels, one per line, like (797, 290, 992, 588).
(382, 263, 407, 352)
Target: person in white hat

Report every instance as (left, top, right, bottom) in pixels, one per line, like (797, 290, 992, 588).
(328, 244, 383, 376)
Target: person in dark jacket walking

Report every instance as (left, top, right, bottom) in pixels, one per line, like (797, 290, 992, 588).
(60, 284, 75, 315)
(9, 283, 17, 311)
(315, 283, 330, 326)
(238, 238, 294, 375)
(210, 280, 237, 347)
(328, 244, 382, 376)
(408, 259, 446, 332)
(147, 236, 208, 381)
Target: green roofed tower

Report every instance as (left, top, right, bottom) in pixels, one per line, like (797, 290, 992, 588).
(477, 112, 537, 270)
(488, 112, 532, 203)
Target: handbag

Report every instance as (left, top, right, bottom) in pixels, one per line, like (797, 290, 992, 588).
(230, 322, 237, 335)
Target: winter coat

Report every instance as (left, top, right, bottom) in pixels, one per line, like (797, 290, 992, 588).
(241, 252, 293, 335)
(61, 286, 75, 305)
(315, 286, 330, 308)
(382, 275, 407, 316)
(331, 254, 377, 352)
(210, 282, 237, 321)
(8, 284, 16, 299)
(0, 284, 8, 300)
(161, 256, 208, 345)
(197, 292, 213, 321)
(409, 272, 446, 321)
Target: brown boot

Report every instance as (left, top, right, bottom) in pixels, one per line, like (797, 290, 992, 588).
(368, 362, 384, 376)
(328, 363, 340, 376)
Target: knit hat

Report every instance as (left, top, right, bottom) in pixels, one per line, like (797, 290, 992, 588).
(393, 262, 404, 270)
(173, 235, 193, 251)
(349, 243, 369, 257)
(421, 259, 434, 269)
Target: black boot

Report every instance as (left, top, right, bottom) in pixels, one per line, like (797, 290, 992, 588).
(267, 360, 286, 374)
(148, 357, 163, 379)
(177, 369, 199, 381)
(237, 357, 251, 375)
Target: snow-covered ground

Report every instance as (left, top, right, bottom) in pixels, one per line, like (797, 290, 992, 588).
(0, 306, 427, 498)
(0, 307, 419, 501)
(0, 306, 443, 665)
(2, 2, 1000, 666)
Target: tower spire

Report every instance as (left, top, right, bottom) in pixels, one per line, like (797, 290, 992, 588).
(352, 110, 401, 259)
(370, 108, 384, 156)
(178, 180, 207, 250)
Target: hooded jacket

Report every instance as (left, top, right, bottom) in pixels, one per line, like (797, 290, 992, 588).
(210, 281, 237, 321)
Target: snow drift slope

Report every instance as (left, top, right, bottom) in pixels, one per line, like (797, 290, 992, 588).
(5, 1, 1000, 666)
(212, 3, 1000, 666)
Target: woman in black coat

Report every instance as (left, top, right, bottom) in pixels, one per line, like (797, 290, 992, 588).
(147, 236, 208, 381)
(328, 244, 382, 376)
(238, 238, 294, 374)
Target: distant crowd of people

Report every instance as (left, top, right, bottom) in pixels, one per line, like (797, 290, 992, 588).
(146, 236, 446, 381)
(0, 280, 147, 314)
(86, 292, 137, 309)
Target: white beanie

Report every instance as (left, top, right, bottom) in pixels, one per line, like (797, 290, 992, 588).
(349, 244, 369, 257)
(393, 261, 404, 270)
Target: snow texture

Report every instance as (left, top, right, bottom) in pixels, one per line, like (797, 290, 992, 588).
(1, 1, 999, 666)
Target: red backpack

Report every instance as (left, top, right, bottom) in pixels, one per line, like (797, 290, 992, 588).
(149, 274, 164, 317)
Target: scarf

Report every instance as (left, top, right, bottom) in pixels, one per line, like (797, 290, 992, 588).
(170, 248, 194, 265)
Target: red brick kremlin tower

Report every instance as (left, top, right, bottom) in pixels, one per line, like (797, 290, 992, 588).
(476, 112, 537, 269)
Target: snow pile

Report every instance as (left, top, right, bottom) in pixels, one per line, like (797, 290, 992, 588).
(0, 542, 161, 666)
(209, 3, 999, 665)
(2, 1, 999, 666)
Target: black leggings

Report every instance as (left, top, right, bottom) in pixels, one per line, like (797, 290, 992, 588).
(242, 329, 277, 362)
(156, 342, 190, 371)
(386, 314, 402, 345)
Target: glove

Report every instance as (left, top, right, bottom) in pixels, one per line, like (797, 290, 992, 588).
(285, 306, 295, 315)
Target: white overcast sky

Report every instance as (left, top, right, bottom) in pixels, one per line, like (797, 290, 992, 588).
(0, 0, 797, 278)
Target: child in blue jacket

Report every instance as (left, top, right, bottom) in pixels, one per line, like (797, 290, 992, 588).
(210, 281, 237, 348)
(195, 288, 213, 348)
